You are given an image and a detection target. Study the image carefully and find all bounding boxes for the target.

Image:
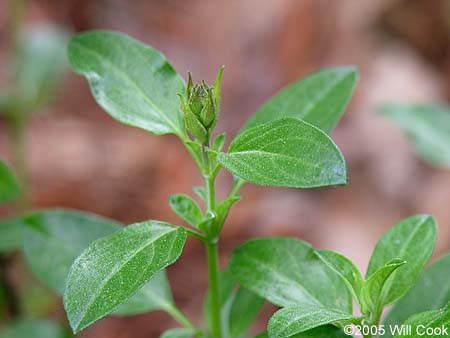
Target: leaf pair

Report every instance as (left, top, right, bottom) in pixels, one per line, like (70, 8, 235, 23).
(68, 31, 358, 190)
(229, 214, 437, 338)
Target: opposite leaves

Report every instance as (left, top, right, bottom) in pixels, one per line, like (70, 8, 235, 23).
(68, 31, 186, 137)
(218, 118, 346, 188)
(64, 220, 186, 333)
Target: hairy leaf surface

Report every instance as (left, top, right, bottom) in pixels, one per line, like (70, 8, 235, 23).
(244, 67, 358, 134)
(218, 118, 347, 188)
(68, 31, 186, 136)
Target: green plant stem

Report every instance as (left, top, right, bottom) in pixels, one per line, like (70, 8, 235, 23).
(206, 241, 221, 337)
(165, 305, 197, 331)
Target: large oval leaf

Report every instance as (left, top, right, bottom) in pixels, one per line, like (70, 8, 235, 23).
(22, 209, 121, 293)
(64, 220, 187, 333)
(384, 254, 450, 336)
(366, 215, 437, 306)
(378, 104, 450, 168)
(243, 67, 358, 134)
(68, 31, 186, 136)
(229, 237, 352, 312)
(0, 160, 20, 204)
(218, 118, 346, 188)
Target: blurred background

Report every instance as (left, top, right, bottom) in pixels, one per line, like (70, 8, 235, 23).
(0, 0, 450, 337)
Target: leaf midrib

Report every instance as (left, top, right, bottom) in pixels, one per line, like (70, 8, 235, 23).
(72, 42, 183, 137)
(73, 226, 179, 329)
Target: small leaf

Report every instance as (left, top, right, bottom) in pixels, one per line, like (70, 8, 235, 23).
(169, 194, 203, 228)
(0, 319, 68, 338)
(212, 133, 226, 152)
(22, 209, 121, 292)
(229, 237, 352, 312)
(68, 31, 186, 136)
(243, 67, 358, 134)
(218, 118, 347, 188)
(192, 186, 206, 201)
(216, 196, 240, 231)
(360, 259, 406, 315)
(268, 304, 357, 338)
(378, 104, 450, 168)
(366, 215, 437, 305)
(229, 287, 264, 338)
(315, 250, 363, 304)
(114, 270, 174, 316)
(160, 328, 197, 338)
(0, 216, 22, 253)
(394, 302, 450, 338)
(384, 253, 450, 335)
(0, 160, 20, 204)
(64, 221, 187, 333)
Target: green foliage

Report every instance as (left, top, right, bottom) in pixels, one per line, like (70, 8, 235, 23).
(378, 104, 450, 168)
(243, 67, 358, 134)
(268, 304, 357, 338)
(160, 328, 197, 338)
(68, 31, 186, 137)
(0, 318, 68, 338)
(218, 118, 347, 188)
(22, 209, 121, 292)
(0, 216, 22, 253)
(394, 302, 450, 338)
(230, 215, 440, 337)
(384, 254, 450, 336)
(0, 24, 69, 116)
(64, 221, 187, 333)
(169, 194, 203, 228)
(366, 215, 437, 306)
(0, 160, 20, 204)
(229, 238, 352, 311)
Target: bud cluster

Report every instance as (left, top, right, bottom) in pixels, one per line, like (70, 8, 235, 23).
(179, 67, 223, 144)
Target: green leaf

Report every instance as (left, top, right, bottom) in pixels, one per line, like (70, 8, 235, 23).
(243, 67, 358, 134)
(384, 254, 450, 334)
(229, 237, 352, 312)
(64, 220, 187, 333)
(0, 160, 20, 204)
(169, 194, 203, 228)
(255, 326, 351, 338)
(22, 209, 121, 293)
(394, 302, 450, 338)
(218, 118, 347, 188)
(12, 24, 69, 113)
(366, 215, 437, 305)
(160, 328, 197, 338)
(229, 287, 264, 338)
(114, 270, 173, 316)
(268, 304, 357, 338)
(360, 259, 406, 315)
(0, 319, 68, 338)
(378, 104, 450, 168)
(68, 31, 185, 136)
(315, 250, 363, 304)
(216, 196, 240, 231)
(192, 186, 206, 201)
(0, 216, 22, 253)
(212, 133, 226, 152)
